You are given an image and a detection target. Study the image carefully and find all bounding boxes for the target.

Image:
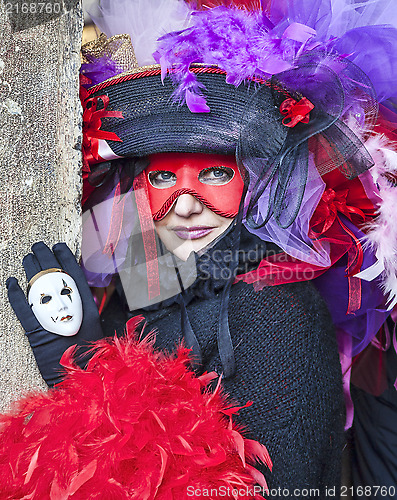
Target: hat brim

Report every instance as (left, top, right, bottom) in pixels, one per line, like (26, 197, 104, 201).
(86, 66, 282, 159)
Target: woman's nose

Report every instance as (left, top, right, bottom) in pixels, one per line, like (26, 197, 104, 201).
(173, 194, 204, 218)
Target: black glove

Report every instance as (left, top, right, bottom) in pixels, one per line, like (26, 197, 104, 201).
(6, 242, 104, 387)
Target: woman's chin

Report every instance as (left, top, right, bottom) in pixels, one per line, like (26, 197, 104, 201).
(168, 240, 203, 261)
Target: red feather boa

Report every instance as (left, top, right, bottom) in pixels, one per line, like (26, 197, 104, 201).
(0, 317, 271, 499)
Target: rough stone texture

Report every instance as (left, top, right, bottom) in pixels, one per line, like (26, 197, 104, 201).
(0, 1, 83, 410)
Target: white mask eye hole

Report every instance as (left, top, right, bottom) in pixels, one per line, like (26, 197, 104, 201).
(60, 281, 73, 302)
(40, 294, 52, 305)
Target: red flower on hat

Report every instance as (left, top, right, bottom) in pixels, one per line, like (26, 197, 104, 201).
(280, 97, 314, 127)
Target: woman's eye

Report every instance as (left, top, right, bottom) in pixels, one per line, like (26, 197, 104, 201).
(40, 294, 52, 305)
(148, 170, 177, 188)
(198, 167, 234, 185)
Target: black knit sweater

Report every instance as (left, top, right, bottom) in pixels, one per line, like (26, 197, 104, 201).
(101, 231, 345, 499)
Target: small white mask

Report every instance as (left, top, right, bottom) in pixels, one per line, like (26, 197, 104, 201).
(28, 270, 83, 336)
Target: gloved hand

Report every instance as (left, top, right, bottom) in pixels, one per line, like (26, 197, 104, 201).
(6, 242, 104, 387)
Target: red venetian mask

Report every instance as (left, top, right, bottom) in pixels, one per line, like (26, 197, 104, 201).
(145, 153, 245, 220)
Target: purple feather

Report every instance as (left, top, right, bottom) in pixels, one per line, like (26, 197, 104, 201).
(186, 89, 211, 113)
(155, 7, 322, 112)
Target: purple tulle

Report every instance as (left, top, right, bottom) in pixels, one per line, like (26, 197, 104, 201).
(87, 0, 192, 67)
(268, 0, 333, 40)
(269, 0, 397, 37)
(268, 0, 397, 104)
(244, 154, 330, 267)
(80, 57, 121, 87)
(334, 26, 397, 103)
(314, 217, 390, 357)
(81, 187, 136, 287)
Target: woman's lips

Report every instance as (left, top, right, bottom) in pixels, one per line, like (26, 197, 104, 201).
(172, 226, 215, 240)
(60, 315, 73, 322)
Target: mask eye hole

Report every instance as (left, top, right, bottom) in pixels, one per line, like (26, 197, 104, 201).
(61, 284, 73, 302)
(198, 166, 234, 185)
(148, 170, 177, 189)
(40, 294, 52, 305)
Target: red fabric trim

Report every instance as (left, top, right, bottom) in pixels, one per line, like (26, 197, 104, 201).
(280, 97, 314, 127)
(82, 94, 123, 165)
(86, 66, 284, 97)
(234, 253, 330, 289)
(87, 67, 227, 96)
(102, 182, 126, 257)
(133, 172, 161, 300)
(347, 276, 362, 315)
(98, 288, 108, 316)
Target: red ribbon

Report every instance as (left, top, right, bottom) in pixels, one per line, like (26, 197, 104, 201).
(236, 171, 376, 314)
(82, 94, 123, 169)
(102, 182, 127, 258)
(310, 188, 366, 237)
(280, 97, 314, 127)
(133, 172, 161, 301)
(310, 187, 366, 289)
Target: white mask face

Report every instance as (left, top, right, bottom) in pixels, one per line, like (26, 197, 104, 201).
(28, 271, 83, 336)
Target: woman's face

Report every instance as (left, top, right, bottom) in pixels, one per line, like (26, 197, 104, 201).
(146, 153, 244, 261)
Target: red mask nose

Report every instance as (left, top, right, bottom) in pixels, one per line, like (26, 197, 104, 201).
(145, 153, 245, 220)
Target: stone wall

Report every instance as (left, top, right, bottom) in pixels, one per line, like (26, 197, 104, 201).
(0, 0, 83, 410)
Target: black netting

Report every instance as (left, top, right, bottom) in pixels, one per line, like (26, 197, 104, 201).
(239, 56, 377, 229)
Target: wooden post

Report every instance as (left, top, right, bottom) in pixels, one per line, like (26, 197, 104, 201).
(0, 0, 83, 409)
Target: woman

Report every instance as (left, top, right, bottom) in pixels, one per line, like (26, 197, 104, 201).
(6, 0, 397, 497)
(97, 151, 345, 493)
